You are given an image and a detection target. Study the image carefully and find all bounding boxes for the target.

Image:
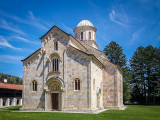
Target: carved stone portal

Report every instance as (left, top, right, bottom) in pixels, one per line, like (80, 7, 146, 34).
(49, 82, 61, 91)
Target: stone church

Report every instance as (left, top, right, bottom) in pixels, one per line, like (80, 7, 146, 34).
(21, 20, 124, 112)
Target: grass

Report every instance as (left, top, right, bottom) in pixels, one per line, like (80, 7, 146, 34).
(0, 105, 160, 120)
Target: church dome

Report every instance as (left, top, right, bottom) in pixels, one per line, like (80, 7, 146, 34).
(77, 20, 94, 27)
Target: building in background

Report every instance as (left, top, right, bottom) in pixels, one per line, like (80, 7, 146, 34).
(0, 83, 22, 106)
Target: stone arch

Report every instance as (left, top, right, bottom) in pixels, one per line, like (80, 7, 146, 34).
(45, 77, 64, 111)
(49, 52, 60, 60)
(49, 52, 60, 72)
(45, 77, 65, 91)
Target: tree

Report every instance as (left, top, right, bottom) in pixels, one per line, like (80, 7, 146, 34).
(130, 45, 160, 105)
(103, 41, 126, 68)
(103, 41, 131, 103)
(0, 73, 22, 85)
(129, 46, 146, 104)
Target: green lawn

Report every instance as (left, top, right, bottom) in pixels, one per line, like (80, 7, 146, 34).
(0, 105, 160, 120)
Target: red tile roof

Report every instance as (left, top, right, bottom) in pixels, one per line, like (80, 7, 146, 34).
(0, 83, 22, 90)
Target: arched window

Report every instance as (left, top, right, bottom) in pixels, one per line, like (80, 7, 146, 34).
(81, 32, 83, 40)
(75, 78, 80, 90)
(52, 58, 59, 71)
(32, 80, 37, 91)
(54, 41, 58, 51)
(89, 32, 91, 39)
(50, 53, 60, 72)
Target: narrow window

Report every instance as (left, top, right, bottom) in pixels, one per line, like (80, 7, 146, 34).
(89, 32, 91, 39)
(53, 59, 55, 71)
(54, 41, 58, 51)
(35, 82, 37, 91)
(57, 59, 59, 71)
(32, 81, 37, 91)
(75, 79, 80, 90)
(81, 32, 83, 40)
(52, 58, 59, 71)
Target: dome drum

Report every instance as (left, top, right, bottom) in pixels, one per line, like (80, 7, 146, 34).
(73, 20, 98, 49)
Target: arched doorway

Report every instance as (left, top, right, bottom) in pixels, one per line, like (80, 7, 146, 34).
(49, 81, 61, 110)
(45, 78, 64, 111)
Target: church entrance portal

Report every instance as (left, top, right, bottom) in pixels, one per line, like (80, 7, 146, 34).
(45, 78, 63, 111)
(52, 93, 59, 110)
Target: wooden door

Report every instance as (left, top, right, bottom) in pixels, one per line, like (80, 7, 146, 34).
(52, 93, 59, 110)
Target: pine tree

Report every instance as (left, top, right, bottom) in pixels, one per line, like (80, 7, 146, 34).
(103, 41, 126, 68)
(130, 46, 146, 104)
(130, 45, 160, 104)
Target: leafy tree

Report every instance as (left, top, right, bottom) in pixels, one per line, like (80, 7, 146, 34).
(103, 41, 131, 103)
(0, 73, 22, 85)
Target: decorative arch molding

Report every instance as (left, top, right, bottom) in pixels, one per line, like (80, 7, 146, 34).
(45, 77, 65, 90)
(49, 52, 60, 60)
(46, 52, 61, 72)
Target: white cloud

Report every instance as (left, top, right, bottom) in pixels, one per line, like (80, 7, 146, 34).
(0, 19, 25, 35)
(28, 11, 48, 31)
(0, 55, 23, 64)
(15, 36, 40, 45)
(109, 10, 128, 27)
(129, 27, 145, 45)
(0, 35, 22, 50)
(0, 10, 49, 31)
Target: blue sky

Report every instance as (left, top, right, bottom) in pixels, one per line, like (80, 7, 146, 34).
(0, 0, 160, 78)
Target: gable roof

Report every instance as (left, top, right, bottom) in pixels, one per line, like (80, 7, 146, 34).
(40, 25, 87, 51)
(21, 24, 123, 74)
(40, 25, 69, 40)
(0, 83, 22, 90)
(69, 45, 104, 67)
(79, 41, 123, 74)
(21, 48, 41, 62)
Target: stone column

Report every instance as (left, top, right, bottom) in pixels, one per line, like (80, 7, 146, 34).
(45, 92, 46, 111)
(61, 91, 64, 111)
(19, 99, 22, 105)
(0, 98, 3, 107)
(11, 98, 17, 106)
(5, 98, 10, 106)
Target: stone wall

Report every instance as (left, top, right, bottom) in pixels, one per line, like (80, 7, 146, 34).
(63, 47, 91, 109)
(103, 68, 123, 109)
(79, 41, 124, 109)
(22, 28, 70, 110)
(90, 58, 103, 109)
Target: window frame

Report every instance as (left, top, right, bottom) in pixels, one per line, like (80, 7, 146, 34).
(81, 32, 83, 40)
(89, 32, 91, 40)
(32, 80, 37, 92)
(54, 41, 58, 51)
(52, 58, 59, 72)
(74, 78, 80, 91)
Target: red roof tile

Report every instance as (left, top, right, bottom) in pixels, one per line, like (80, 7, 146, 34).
(0, 83, 22, 90)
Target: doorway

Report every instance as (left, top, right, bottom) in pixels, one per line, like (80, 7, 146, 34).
(52, 93, 59, 110)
